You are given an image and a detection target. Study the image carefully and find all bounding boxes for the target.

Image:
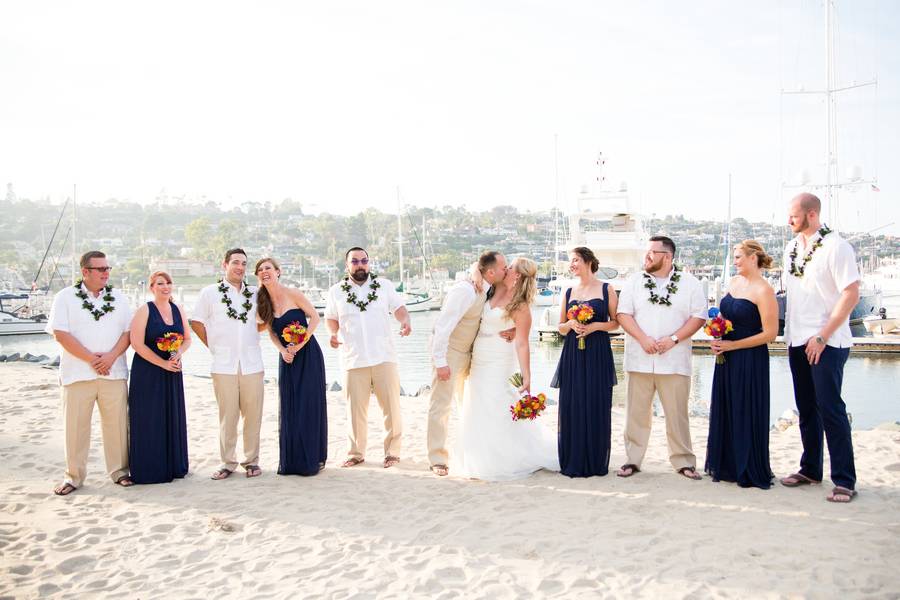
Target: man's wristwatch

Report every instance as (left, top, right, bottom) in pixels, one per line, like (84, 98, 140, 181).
(814, 335, 826, 345)
(670, 334, 679, 345)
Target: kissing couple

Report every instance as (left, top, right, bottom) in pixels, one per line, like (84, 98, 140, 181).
(426, 251, 559, 480)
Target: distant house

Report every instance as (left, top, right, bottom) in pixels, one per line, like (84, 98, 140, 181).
(149, 258, 216, 278)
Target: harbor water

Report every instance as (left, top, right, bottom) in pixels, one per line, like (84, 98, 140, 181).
(2, 306, 898, 430)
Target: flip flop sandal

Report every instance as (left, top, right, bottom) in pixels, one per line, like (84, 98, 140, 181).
(211, 468, 233, 480)
(616, 464, 640, 478)
(245, 465, 262, 478)
(430, 464, 449, 476)
(383, 456, 400, 468)
(678, 467, 702, 480)
(780, 473, 821, 487)
(341, 457, 365, 468)
(826, 486, 858, 503)
(54, 482, 77, 496)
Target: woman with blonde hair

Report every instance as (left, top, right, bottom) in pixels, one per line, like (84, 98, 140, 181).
(705, 240, 778, 489)
(452, 257, 560, 480)
(128, 271, 191, 484)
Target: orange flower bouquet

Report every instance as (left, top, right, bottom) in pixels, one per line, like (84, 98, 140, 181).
(281, 321, 308, 348)
(566, 303, 595, 350)
(156, 332, 184, 359)
(510, 392, 548, 421)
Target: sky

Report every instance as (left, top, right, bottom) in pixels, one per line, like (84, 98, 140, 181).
(2, 1, 898, 235)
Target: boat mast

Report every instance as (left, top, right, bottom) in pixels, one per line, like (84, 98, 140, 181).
(723, 174, 732, 282)
(397, 186, 403, 289)
(71, 184, 77, 283)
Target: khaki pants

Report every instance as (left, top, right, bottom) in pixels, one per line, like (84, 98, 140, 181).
(211, 367, 264, 472)
(623, 371, 696, 470)
(426, 348, 470, 466)
(62, 379, 129, 488)
(345, 362, 402, 460)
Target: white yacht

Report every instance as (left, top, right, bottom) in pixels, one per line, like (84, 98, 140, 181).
(537, 155, 646, 337)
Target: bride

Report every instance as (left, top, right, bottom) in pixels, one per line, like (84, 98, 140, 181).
(452, 258, 560, 481)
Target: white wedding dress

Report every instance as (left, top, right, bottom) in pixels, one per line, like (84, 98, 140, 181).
(452, 303, 560, 481)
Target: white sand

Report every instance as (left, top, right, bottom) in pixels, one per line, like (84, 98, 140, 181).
(1, 362, 898, 599)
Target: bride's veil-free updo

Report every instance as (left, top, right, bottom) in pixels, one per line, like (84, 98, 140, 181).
(504, 258, 537, 320)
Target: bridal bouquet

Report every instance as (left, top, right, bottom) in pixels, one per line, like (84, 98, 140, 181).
(156, 332, 184, 359)
(704, 307, 734, 365)
(281, 321, 308, 347)
(510, 392, 548, 421)
(566, 303, 595, 350)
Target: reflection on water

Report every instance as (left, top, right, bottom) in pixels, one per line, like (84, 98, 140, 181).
(3, 308, 897, 429)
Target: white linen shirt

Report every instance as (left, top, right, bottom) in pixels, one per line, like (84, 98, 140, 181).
(430, 280, 478, 368)
(782, 231, 860, 348)
(191, 281, 264, 375)
(46, 285, 133, 386)
(617, 268, 707, 376)
(325, 275, 404, 370)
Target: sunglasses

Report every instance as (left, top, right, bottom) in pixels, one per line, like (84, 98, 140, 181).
(350, 258, 369, 266)
(85, 266, 113, 273)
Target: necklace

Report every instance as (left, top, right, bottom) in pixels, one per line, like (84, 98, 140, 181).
(643, 265, 682, 307)
(218, 280, 254, 322)
(74, 280, 116, 321)
(340, 274, 381, 311)
(789, 225, 832, 278)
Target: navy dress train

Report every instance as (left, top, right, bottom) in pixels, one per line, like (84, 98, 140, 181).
(128, 302, 189, 484)
(557, 285, 618, 477)
(705, 293, 774, 489)
(272, 308, 328, 476)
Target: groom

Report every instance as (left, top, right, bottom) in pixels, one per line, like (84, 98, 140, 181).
(426, 250, 511, 476)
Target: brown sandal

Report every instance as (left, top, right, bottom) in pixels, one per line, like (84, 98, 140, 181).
(211, 468, 233, 480)
(826, 486, 857, 503)
(54, 482, 77, 496)
(115, 475, 135, 487)
(616, 464, 640, 478)
(677, 467, 702, 481)
(245, 465, 262, 478)
(430, 464, 449, 477)
(780, 472, 821, 487)
(383, 456, 400, 468)
(341, 457, 365, 468)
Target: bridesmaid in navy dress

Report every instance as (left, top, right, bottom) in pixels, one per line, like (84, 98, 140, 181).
(706, 240, 778, 489)
(556, 247, 619, 477)
(255, 258, 327, 476)
(128, 271, 190, 484)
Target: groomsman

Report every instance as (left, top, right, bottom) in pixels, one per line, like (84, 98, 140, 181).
(325, 247, 411, 469)
(615, 236, 707, 480)
(190, 248, 265, 480)
(780, 193, 859, 503)
(48, 250, 133, 495)
(426, 251, 510, 476)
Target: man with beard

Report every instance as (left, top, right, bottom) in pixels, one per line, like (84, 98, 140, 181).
(615, 236, 707, 480)
(325, 247, 411, 469)
(779, 193, 860, 503)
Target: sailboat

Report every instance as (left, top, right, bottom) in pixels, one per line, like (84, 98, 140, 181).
(779, 0, 882, 335)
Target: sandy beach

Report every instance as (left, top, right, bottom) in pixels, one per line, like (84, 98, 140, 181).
(1, 362, 899, 599)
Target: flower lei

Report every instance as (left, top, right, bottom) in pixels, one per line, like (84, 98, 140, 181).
(74, 280, 116, 321)
(789, 225, 832, 278)
(218, 280, 254, 322)
(340, 274, 381, 311)
(643, 265, 682, 307)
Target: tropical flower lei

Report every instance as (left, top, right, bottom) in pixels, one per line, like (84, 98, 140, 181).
(74, 280, 116, 321)
(643, 265, 682, 307)
(340, 274, 381, 311)
(218, 280, 254, 322)
(788, 225, 832, 278)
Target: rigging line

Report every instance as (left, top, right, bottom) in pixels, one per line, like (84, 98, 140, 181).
(31, 199, 70, 287)
(405, 210, 431, 278)
(46, 227, 72, 292)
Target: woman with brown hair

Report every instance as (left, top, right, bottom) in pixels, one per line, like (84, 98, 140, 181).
(705, 240, 778, 489)
(256, 257, 327, 476)
(128, 271, 191, 484)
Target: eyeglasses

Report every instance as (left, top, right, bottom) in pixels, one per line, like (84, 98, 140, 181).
(85, 266, 113, 273)
(350, 258, 369, 266)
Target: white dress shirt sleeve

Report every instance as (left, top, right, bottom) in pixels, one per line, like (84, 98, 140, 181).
(688, 277, 708, 320)
(384, 279, 404, 313)
(46, 289, 71, 334)
(431, 283, 476, 368)
(324, 285, 339, 321)
(617, 277, 636, 316)
(191, 287, 213, 325)
(831, 239, 861, 292)
(117, 290, 133, 334)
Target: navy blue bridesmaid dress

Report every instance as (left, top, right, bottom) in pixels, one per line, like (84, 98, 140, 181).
(705, 293, 774, 489)
(556, 285, 618, 477)
(272, 308, 328, 476)
(128, 302, 189, 484)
